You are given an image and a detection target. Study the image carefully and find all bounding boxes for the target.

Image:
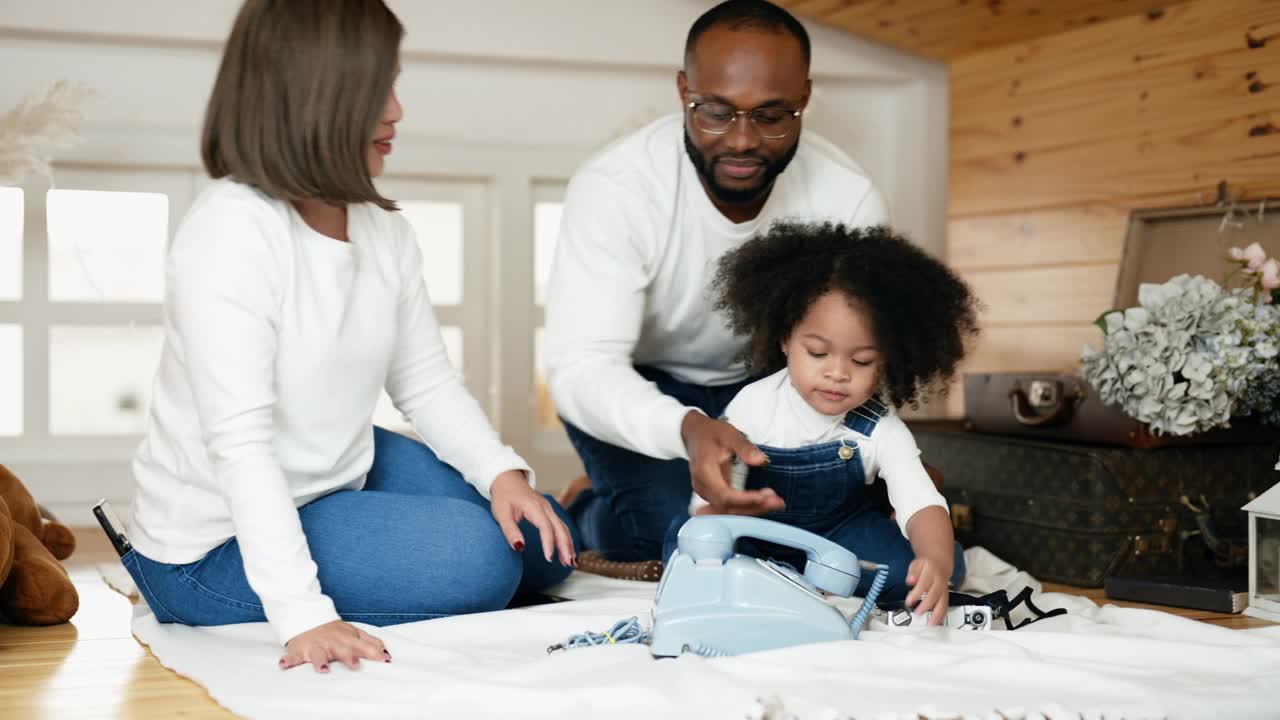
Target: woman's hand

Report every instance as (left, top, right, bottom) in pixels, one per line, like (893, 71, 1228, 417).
(280, 620, 389, 672)
(904, 554, 953, 626)
(489, 470, 576, 567)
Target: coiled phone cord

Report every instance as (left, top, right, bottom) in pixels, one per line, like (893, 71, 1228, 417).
(848, 563, 890, 639)
(546, 616, 649, 653)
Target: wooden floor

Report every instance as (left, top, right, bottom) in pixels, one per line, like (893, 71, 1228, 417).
(0, 529, 1272, 719)
(0, 528, 237, 719)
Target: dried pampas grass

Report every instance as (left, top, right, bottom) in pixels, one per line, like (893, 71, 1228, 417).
(0, 80, 94, 186)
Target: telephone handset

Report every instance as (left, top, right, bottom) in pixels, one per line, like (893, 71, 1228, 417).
(649, 515, 889, 657)
(673, 515, 861, 596)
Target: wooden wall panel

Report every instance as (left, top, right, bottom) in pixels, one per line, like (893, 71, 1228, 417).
(951, 42, 1280, 162)
(951, 0, 1280, 215)
(944, 0, 1280, 418)
(948, 204, 1128, 269)
(952, 115, 1280, 215)
(950, 2, 1280, 98)
(964, 264, 1119, 325)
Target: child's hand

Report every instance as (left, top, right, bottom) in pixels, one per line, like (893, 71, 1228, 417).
(905, 555, 953, 626)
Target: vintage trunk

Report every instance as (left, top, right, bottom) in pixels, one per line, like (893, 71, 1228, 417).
(913, 422, 1279, 587)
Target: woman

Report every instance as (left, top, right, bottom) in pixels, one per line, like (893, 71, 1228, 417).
(121, 0, 577, 674)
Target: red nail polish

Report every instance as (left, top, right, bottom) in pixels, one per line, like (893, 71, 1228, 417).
(513, 541, 525, 552)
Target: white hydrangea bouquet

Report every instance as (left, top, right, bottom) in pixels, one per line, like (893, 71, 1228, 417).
(1081, 243, 1280, 454)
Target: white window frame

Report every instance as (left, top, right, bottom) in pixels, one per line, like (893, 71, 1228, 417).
(1, 168, 493, 462)
(373, 174, 493, 421)
(527, 180, 572, 456)
(0, 166, 200, 463)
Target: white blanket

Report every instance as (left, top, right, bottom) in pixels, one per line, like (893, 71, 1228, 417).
(101, 549, 1280, 720)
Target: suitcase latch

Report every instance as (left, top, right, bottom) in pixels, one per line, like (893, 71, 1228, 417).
(1027, 380, 1060, 408)
(1008, 379, 1083, 427)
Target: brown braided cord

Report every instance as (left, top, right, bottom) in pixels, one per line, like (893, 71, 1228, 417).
(575, 550, 664, 582)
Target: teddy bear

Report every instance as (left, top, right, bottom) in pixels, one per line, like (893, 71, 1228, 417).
(0, 463, 79, 624)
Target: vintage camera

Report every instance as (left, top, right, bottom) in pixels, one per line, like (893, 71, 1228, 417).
(879, 604, 993, 630)
(952, 605, 994, 630)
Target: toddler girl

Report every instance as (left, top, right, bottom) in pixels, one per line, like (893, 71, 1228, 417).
(667, 222, 980, 624)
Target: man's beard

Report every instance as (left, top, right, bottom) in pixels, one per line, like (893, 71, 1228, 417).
(683, 127, 800, 207)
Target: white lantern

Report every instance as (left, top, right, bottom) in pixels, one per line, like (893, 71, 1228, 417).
(1243, 481, 1280, 624)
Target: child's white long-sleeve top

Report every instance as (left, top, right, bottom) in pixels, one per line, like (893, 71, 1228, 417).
(690, 368, 947, 537)
(128, 179, 532, 645)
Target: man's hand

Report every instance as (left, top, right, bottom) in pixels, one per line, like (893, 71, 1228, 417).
(681, 411, 784, 516)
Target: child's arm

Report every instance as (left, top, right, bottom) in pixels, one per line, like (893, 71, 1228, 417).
(903, 506, 956, 624)
(870, 412, 955, 625)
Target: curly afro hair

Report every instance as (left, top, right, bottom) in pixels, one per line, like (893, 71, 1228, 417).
(711, 221, 981, 409)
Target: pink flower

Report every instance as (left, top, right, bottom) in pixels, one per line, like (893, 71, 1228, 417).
(1229, 246, 1246, 260)
(1261, 257, 1280, 289)
(1242, 241, 1268, 270)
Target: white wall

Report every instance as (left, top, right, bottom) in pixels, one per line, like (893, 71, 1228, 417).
(0, 0, 947, 524)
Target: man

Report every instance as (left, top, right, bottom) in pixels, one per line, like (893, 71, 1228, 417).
(545, 0, 888, 561)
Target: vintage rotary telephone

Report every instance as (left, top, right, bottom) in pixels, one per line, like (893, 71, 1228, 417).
(550, 516, 1063, 657)
(647, 515, 889, 657)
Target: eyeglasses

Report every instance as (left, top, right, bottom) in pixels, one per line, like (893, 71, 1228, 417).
(687, 100, 803, 140)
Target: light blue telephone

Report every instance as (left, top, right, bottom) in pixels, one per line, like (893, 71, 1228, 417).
(648, 515, 889, 658)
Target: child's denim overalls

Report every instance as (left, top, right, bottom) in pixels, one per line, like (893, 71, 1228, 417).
(663, 396, 964, 601)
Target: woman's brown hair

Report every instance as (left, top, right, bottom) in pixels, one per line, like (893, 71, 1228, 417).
(202, 0, 404, 210)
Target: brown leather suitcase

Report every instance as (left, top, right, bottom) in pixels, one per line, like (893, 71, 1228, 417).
(963, 372, 1276, 448)
(964, 201, 1280, 448)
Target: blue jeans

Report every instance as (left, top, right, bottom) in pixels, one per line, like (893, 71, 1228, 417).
(122, 427, 578, 628)
(562, 366, 757, 562)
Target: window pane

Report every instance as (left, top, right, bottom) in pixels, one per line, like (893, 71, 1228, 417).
(1260, 516, 1280, 603)
(49, 325, 163, 435)
(47, 189, 168, 301)
(0, 325, 20, 435)
(534, 202, 563, 307)
(399, 201, 462, 306)
(0, 188, 21, 300)
(373, 326, 463, 430)
(534, 326, 560, 430)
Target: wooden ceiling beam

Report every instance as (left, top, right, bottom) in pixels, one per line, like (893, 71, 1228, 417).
(776, 0, 1190, 61)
